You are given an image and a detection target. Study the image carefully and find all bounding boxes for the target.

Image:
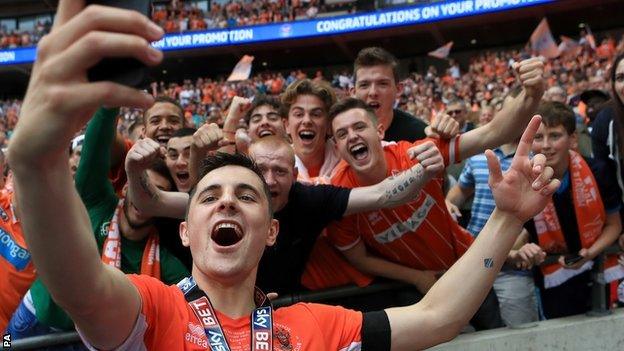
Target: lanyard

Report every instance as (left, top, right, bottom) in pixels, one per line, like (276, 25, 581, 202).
(178, 276, 273, 351)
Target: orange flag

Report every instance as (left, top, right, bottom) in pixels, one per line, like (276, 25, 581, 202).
(530, 18, 559, 59)
(558, 35, 579, 56)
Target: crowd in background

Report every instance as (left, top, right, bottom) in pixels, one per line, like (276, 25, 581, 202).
(0, 0, 359, 49)
(152, 0, 358, 32)
(0, 19, 50, 49)
(111, 31, 624, 140)
(1, 31, 622, 145)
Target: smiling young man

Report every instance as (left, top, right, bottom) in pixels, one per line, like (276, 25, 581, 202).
(143, 96, 186, 147)
(282, 79, 340, 183)
(352, 47, 544, 146)
(246, 95, 287, 141)
(8, 3, 559, 350)
(524, 101, 623, 319)
(324, 95, 546, 329)
(165, 128, 196, 193)
(352, 47, 429, 142)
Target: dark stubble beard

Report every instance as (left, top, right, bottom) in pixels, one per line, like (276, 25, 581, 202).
(123, 202, 153, 230)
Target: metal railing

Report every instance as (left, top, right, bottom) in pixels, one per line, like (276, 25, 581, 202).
(9, 246, 623, 350)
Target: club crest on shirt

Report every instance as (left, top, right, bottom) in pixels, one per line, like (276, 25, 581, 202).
(100, 222, 110, 237)
(273, 323, 303, 351)
(275, 326, 293, 351)
(367, 212, 383, 225)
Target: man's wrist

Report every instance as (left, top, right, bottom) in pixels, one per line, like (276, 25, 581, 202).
(490, 208, 525, 231)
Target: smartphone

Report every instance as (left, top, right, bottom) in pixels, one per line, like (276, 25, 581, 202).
(86, 0, 152, 87)
(564, 254, 583, 266)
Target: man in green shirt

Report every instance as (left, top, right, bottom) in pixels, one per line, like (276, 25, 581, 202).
(6, 108, 188, 343)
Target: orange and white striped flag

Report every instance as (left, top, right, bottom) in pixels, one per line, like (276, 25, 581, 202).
(530, 18, 559, 59)
(428, 41, 454, 60)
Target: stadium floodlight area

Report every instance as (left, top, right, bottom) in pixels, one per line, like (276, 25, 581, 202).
(0, 0, 554, 66)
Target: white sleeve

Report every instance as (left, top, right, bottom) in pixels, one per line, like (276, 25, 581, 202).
(77, 312, 149, 351)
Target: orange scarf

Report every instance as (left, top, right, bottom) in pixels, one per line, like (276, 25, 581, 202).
(534, 151, 624, 288)
(101, 200, 161, 279)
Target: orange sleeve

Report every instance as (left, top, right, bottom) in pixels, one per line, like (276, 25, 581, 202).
(326, 215, 360, 251)
(303, 303, 363, 350)
(127, 274, 184, 349)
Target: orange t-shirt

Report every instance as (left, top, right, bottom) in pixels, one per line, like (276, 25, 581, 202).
(82, 275, 364, 350)
(327, 138, 474, 271)
(0, 192, 36, 331)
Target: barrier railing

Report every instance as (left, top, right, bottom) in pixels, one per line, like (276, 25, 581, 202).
(9, 246, 623, 350)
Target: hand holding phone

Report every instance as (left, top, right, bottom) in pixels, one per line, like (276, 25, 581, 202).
(564, 254, 584, 266)
(86, 0, 153, 87)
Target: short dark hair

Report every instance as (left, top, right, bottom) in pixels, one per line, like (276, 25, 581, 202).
(328, 98, 378, 126)
(353, 47, 400, 83)
(143, 96, 184, 123)
(446, 98, 467, 110)
(187, 153, 273, 219)
(128, 120, 144, 135)
(149, 157, 175, 189)
(246, 95, 283, 123)
(172, 127, 197, 139)
(536, 101, 576, 135)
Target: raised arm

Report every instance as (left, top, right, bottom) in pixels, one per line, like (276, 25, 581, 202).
(188, 122, 234, 187)
(218, 96, 252, 154)
(459, 57, 545, 160)
(7, 2, 164, 349)
(345, 141, 443, 215)
(74, 107, 118, 209)
(126, 138, 189, 219)
(386, 116, 560, 350)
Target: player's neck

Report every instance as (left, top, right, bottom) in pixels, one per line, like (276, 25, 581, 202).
(354, 155, 387, 186)
(554, 157, 570, 180)
(298, 148, 325, 177)
(378, 108, 393, 129)
(119, 213, 152, 242)
(192, 266, 257, 318)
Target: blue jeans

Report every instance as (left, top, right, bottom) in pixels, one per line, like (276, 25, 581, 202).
(6, 298, 88, 351)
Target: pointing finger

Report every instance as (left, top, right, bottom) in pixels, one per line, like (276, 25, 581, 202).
(515, 115, 542, 158)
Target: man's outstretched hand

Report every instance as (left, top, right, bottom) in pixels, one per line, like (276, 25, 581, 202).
(10, 2, 164, 166)
(487, 115, 560, 223)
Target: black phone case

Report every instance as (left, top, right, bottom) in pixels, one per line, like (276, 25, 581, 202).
(86, 0, 152, 87)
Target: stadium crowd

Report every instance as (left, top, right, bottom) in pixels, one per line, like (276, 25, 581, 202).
(2, 1, 624, 349)
(0, 19, 50, 49)
(0, 0, 358, 48)
(152, 0, 358, 32)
